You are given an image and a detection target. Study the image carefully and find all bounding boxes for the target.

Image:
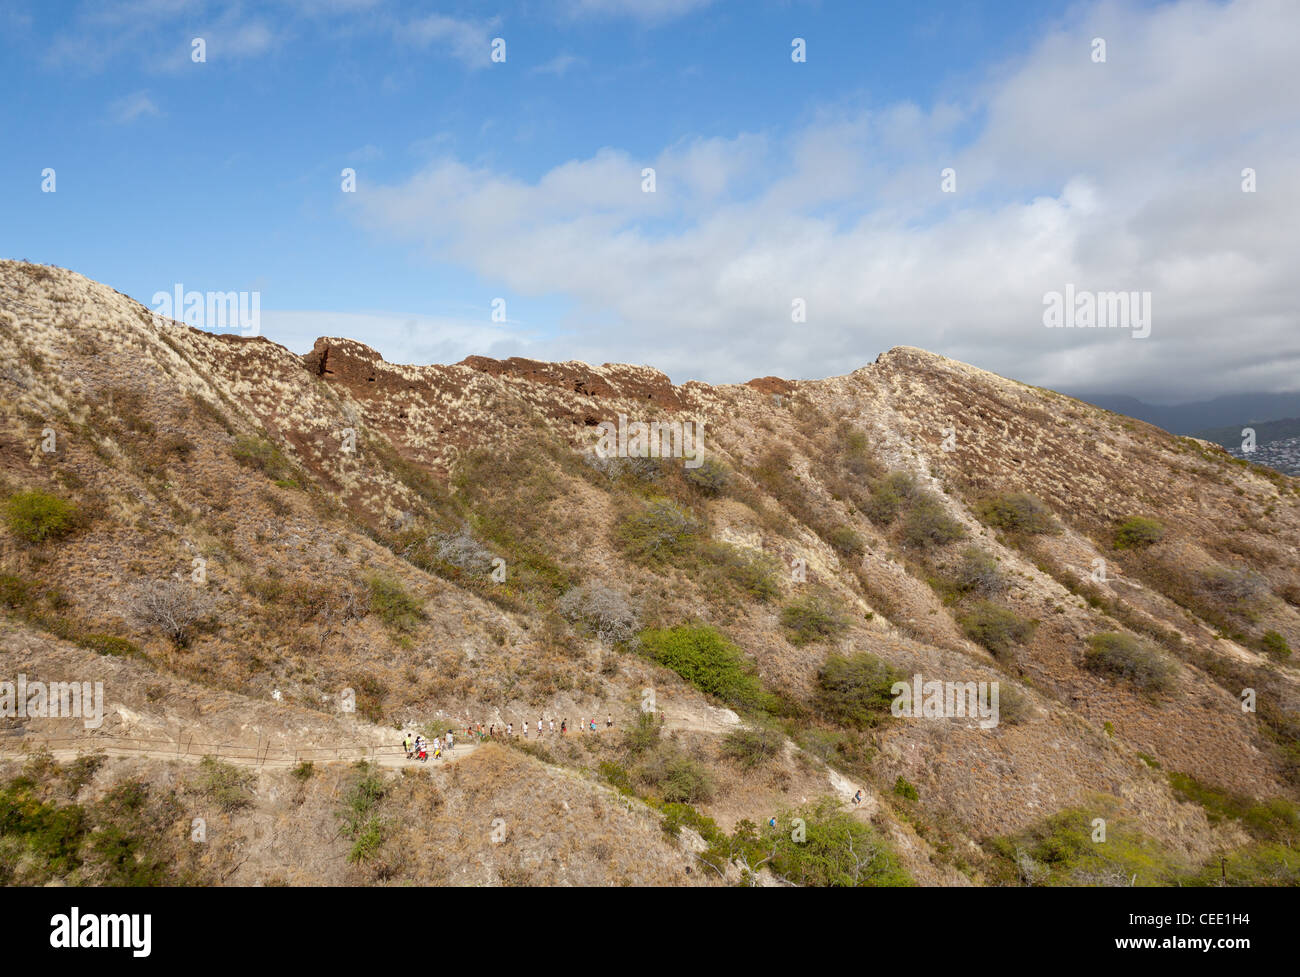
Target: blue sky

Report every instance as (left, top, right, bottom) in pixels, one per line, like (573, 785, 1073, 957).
(3, 0, 1298, 401)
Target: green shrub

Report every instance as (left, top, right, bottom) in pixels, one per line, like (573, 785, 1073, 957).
(231, 435, 291, 480)
(192, 757, 253, 812)
(637, 625, 769, 709)
(637, 750, 715, 804)
(893, 776, 919, 801)
(660, 803, 726, 848)
(1196, 564, 1268, 611)
(0, 573, 35, 611)
(339, 763, 388, 863)
(699, 541, 779, 603)
(1167, 771, 1300, 844)
(837, 428, 881, 479)
(1083, 632, 1177, 693)
(291, 762, 314, 782)
(826, 525, 864, 558)
(865, 472, 916, 525)
(1113, 516, 1164, 550)
(975, 493, 1058, 535)
(0, 779, 86, 875)
(721, 727, 780, 768)
(616, 499, 701, 564)
(996, 683, 1034, 726)
(1260, 630, 1292, 660)
(758, 801, 911, 887)
(683, 458, 730, 496)
(365, 575, 425, 633)
(951, 547, 1005, 595)
(621, 712, 662, 755)
(901, 497, 965, 548)
(991, 802, 1182, 886)
(780, 595, 850, 646)
(3, 490, 78, 544)
(958, 601, 1037, 660)
(76, 633, 143, 658)
(815, 652, 902, 729)
(599, 760, 635, 795)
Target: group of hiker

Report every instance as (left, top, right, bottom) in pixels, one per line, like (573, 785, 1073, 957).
(402, 730, 455, 763)
(400, 714, 615, 762)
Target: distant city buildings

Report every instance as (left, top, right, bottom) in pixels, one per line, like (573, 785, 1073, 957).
(1227, 436, 1300, 477)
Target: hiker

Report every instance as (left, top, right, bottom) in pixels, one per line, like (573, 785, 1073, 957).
(507, 722, 513, 737)
(446, 731, 454, 753)
(537, 718, 543, 736)
(489, 724, 495, 739)
(852, 789, 862, 806)
(403, 733, 413, 759)
(768, 817, 777, 829)
(549, 718, 554, 734)
(590, 718, 596, 732)
(417, 737, 427, 763)
(561, 719, 567, 735)
(606, 715, 612, 729)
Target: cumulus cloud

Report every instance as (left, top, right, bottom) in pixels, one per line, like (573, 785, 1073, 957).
(352, 0, 1300, 400)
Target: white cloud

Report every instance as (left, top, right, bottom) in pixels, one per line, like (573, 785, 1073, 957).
(353, 0, 1300, 400)
(400, 13, 501, 69)
(258, 310, 527, 366)
(107, 90, 160, 124)
(532, 53, 584, 76)
(559, 0, 715, 23)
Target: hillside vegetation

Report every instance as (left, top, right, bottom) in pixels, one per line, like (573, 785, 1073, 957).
(2, 260, 1298, 886)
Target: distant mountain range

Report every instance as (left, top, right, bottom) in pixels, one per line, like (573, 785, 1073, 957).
(1067, 391, 1300, 438)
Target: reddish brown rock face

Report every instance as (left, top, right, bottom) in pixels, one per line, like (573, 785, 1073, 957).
(458, 355, 686, 410)
(305, 337, 384, 385)
(745, 376, 796, 396)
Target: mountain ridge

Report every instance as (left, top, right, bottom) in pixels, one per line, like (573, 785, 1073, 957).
(2, 259, 1298, 887)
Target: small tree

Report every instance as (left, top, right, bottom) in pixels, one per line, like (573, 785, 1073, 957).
(128, 579, 215, 647)
(557, 583, 639, 646)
